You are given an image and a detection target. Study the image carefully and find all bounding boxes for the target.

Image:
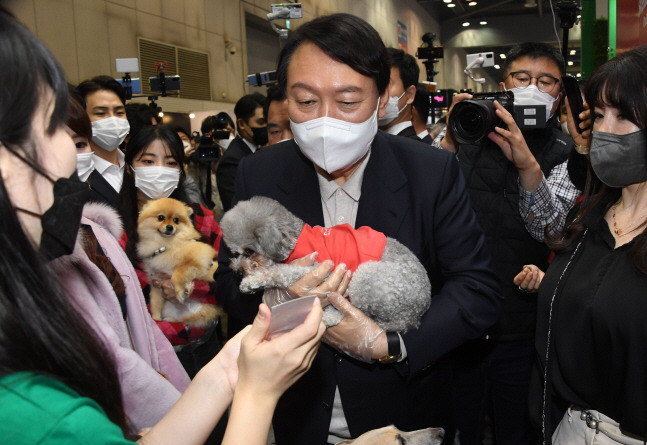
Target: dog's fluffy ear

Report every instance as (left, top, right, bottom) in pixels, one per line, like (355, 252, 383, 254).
(185, 204, 194, 217)
(254, 222, 294, 261)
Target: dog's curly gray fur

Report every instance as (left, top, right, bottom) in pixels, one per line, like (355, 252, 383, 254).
(220, 196, 431, 333)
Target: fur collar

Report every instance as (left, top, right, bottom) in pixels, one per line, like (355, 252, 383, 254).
(50, 203, 123, 269)
(81, 202, 124, 239)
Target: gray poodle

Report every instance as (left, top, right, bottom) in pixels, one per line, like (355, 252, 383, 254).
(220, 196, 431, 332)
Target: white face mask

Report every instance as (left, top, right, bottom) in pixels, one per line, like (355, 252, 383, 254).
(509, 85, 559, 122)
(76, 152, 95, 182)
(133, 166, 180, 199)
(218, 135, 234, 151)
(91, 116, 130, 151)
(378, 91, 406, 127)
(291, 103, 379, 175)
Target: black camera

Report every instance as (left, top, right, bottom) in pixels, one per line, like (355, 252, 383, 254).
(190, 129, 230, 163)
(449, 91, 514, 145)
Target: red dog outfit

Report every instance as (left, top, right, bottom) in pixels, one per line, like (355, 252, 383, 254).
(284, 223, 387, 272)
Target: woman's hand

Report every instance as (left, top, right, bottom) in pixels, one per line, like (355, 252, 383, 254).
(565, 97, 592, 151)
(513, 264, 544, 293)
(236, 299, 325, 401)
(150, 273, 179, 300)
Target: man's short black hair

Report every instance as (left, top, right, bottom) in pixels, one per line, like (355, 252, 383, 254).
(502, 42, 566, 79)
(233, 94, 265, 131)
(77, 75, 126, 105)
(277, 13, 390, 97)
(263, 85, 287, 120)
(125, 103, 155, 139)
(388, 48, 420, 90)
(413, 83, 431, 121)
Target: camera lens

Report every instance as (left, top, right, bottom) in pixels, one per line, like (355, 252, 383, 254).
(450, 99, 498, 145)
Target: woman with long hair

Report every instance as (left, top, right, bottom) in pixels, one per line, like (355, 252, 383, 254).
(116, 124, 224, 376)
(0, 8, 324, 444)
(531, 45, 647, 443)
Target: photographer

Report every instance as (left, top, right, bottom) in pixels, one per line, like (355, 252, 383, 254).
(185, 117, 230, 221)
(434, 42, 586, 444)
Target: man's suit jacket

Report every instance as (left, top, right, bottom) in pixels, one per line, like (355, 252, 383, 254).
(215, 131, 502, 444)
(87, 170, 119, 207)
(396, 124, 421, 140)
(215, 135, 253, 211)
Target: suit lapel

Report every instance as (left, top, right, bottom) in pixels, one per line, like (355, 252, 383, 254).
(87, 170, 119, 205)
(276, 143, 325, 226)
(356, 132, 409, 237)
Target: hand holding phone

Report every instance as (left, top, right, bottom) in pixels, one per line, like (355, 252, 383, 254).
(562, 75, 587, 134)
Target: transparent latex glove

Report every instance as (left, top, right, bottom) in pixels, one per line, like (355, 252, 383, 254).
(322, 292, 386, 363)
(263, 254, 351, 307)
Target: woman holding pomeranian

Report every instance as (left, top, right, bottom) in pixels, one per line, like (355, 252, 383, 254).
(115, 125, 225, 376)
(530, 45, 647, 443)
(0, 7, 324, 445)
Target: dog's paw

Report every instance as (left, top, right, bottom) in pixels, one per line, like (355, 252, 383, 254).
(322, 305, 344, 327)
(175, 281, 194, 303)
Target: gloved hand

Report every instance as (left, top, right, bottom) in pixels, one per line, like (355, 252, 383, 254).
(323, 292, 387, 363)
(263, 253, 351, 307)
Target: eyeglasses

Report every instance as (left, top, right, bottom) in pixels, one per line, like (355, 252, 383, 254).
(507, 71, 560, 94)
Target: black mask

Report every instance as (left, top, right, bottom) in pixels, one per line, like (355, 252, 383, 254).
(251, 126, 268, 147)
(39, 171, 90, 260)
(15, 171, 90, 261)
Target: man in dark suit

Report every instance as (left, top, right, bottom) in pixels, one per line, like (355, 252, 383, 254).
(77, 76, 130, 206)
(215, 14, 502, 445)
(216, 94, 267, 211)
(378, 48, 420, 140)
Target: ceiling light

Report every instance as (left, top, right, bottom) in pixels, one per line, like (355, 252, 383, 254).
(189, 113, 195, 119)
(576, 73, 581, 78)
(158, 112, 164, 117)
(494, 64, 500, 69)
(570, 49, 576, 55)
(568, 61, 574, 66)
(462, 22, 470, 27)
(500, 54, 506, 59)
(447, 3, 455, 7)
(480, 20, 487, 25)
(443, 0, 452, 3)
(469, 1, 477, 5)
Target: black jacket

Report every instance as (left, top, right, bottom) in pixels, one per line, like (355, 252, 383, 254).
(456, 125, 572, 340)
(215, 131, 503, 443)
(215, 136, 253, 211)
(87, 170, 119, 207)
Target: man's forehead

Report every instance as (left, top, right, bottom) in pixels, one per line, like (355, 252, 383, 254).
(506, 56, 560, 76)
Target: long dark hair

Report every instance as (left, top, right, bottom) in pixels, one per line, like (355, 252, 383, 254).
(116, 124, 188, 261)
(548, 45, 647, 274)
(0, 7, 128, 434)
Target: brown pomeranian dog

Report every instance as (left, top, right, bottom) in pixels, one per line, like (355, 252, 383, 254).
(137, 198, 221, 327)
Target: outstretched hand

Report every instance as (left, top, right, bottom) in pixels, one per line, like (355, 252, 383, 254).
(236, 300, 325, 401)
(323, 292, 386, 362)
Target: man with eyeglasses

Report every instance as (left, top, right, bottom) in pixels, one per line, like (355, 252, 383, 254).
(434, 42, 579, 444)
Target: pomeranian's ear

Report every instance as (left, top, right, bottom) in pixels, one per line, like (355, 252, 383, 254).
(185, 204, 194, 217)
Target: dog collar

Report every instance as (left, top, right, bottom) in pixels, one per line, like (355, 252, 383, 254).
(150, 246, 167, 258)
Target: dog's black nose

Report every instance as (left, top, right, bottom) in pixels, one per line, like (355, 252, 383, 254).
(164, 225, 174, 235)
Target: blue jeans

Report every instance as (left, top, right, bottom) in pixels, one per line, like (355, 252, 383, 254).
(451, 338, 535, 445)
